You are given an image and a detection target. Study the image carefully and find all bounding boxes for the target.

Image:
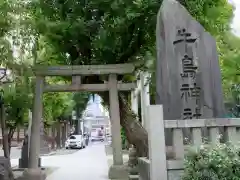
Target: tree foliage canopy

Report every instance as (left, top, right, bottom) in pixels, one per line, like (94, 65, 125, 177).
(3, 74, 31, 129)
(29, 0, 232, 64)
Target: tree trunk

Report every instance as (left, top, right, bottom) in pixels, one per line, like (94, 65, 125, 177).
(51, 126, 56, 150)
(8, 128, 16, 154)
(56, 123, 61, 149)
(75, 106, 81, 134)
(17, 126, 20, 143)
(101, 92, 149, 157)
(0, 103, 14, 180)
(0, 104, 10, 158)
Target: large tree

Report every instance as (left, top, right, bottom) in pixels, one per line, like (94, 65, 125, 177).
(25, 0, 234, 155)
(220, 33, 240, 116)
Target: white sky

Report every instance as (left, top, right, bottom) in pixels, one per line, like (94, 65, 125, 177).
(230, 0, 240, 36)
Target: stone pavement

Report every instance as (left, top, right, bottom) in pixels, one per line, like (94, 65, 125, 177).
(46, 143, 109, 180)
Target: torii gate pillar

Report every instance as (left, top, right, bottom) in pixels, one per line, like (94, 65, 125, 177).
(108, 74, 129, 179)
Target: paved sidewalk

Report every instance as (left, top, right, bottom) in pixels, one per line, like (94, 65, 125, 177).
(46, 143, 109, 180)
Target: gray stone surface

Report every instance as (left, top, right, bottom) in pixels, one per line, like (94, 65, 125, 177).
(155, 0, 225, 145)
(19, 157, 41, 168)
(128, 147, 138, 175)
(105, 144, 129, 156)
(129, 175, 139, 180)
(138, 157, 184, 180)
(108, 164, 129, 180)
(13, 167, 57, 180)
(0, 156, 11, 180)
(19, 135, 29, 168)
(138, 158, 149, 180)
(18, 168, 46, 180)
(12, 169, 24, 179)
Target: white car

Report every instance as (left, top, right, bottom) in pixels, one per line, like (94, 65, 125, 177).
(65, 135, 86, 149)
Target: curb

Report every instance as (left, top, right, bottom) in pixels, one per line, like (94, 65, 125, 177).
(43, 151, 57, 156)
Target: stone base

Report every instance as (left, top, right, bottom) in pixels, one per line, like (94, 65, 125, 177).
(19, 158, 42, 168)
(18, 158, 28, 168)
(17, 168, 46, 180)
(108, 164, 129, 179)
(129, 175, 139, 180)
(0, 156, 11, 180)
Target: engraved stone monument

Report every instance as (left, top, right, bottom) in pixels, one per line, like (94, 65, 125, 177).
(155, 0, 225, 145)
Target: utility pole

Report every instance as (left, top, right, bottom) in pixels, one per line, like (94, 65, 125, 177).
(75, 106, 80, 134)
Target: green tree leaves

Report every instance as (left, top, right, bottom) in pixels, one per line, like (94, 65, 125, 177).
(73, 92, 90, 118)
(26, 0, 234, 68)
(3, 73, 32, 129)
(43, 92, 74, 124)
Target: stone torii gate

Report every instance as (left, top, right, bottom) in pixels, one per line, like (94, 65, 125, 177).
(131, 72, 151, 132)
(25, 64, 136, 180)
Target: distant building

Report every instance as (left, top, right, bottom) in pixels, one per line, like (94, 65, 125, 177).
(82, 94, 111, 136)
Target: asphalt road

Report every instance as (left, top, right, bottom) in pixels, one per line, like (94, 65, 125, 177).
(46, 143, 109, 180)
(9, 141, 109, 179)
(0, 147, 21, 159)
(0, 146, 80, 159)
(0, 140, 105, 160)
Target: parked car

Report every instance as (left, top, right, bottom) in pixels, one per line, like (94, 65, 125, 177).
(65, 135, 86, 149)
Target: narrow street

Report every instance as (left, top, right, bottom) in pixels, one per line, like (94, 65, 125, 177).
(45, 143, 109, 180)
